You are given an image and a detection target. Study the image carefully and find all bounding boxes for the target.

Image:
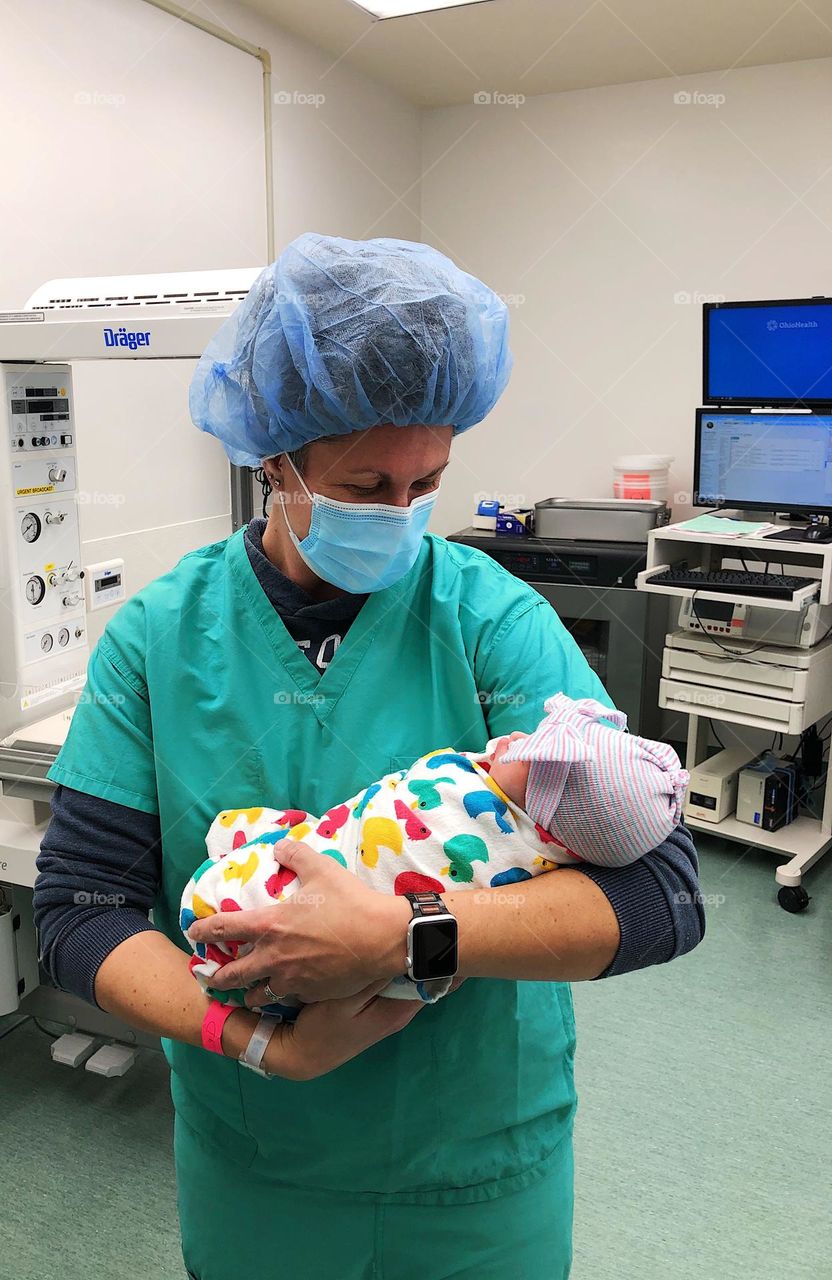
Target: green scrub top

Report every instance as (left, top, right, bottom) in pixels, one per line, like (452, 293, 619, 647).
(48, 529, 611, 1205)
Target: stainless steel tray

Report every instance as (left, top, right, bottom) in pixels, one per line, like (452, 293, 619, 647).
(535, 497, 670, 542)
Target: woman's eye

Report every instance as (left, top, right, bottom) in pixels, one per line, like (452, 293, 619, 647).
(344, 481, 437, 497)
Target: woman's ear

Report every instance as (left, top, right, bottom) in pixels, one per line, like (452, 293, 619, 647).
(262, 457, 281, 489)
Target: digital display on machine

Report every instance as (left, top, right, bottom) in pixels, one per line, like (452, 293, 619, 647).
(501, 552, 538, 573)
(96, 574, 121, 591)
(693, 599, 734, 622)
(704, 300, 832, 405)
(25, 398, 69, 414)
(694, 409, 832, 513)
(25, 387, 58, 397)
(499, 552, 599, 579)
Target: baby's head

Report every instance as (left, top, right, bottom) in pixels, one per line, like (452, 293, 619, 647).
(487, 695, 689, 863)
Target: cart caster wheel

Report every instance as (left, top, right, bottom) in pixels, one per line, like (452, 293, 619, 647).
(778, 885, 810, 913)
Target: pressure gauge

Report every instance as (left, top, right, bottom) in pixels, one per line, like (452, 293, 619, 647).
(26, 575, 46, 605)
(58, 627, 70, 647)
(21, 512, 42, 543)
(41, 633, 54, 653)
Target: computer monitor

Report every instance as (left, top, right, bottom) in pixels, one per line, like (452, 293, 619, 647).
(694, 409, 832, 527)
(703, 298, 832, 407)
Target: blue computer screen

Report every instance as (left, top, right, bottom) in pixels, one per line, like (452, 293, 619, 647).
(706, 302, 832, 403)
(696, 412, 832, 509)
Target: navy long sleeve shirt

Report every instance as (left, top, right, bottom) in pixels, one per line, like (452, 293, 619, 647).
(33, 520, 705, 1007)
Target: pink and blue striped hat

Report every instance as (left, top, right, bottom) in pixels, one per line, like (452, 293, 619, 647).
(502, 694, 689, 864)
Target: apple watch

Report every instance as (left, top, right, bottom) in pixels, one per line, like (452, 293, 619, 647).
(404, 891, 458, 983)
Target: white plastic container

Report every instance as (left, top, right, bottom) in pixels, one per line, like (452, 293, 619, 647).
(613, 454, 673, 502)
(0, 905, 19, 1016)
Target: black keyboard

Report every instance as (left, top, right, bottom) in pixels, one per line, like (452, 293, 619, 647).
(647, 565, 818, 600)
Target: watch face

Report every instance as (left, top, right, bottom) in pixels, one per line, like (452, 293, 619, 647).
(411, 917, 458, 981)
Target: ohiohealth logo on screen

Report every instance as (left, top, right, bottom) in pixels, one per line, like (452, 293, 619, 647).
(766, 318, 817, 332)
(103, 326, 151, 350)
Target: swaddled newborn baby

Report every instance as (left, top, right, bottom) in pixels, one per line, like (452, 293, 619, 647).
(180, 694, 688, 1014)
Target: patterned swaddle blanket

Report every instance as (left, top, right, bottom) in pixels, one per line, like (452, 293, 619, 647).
(180, 695, 688, 1012)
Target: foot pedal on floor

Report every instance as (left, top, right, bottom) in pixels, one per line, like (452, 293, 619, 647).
(85, 1043, 138, 1077)
(51, 1032, 97, 1068)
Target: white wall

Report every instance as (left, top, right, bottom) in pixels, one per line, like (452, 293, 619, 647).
(0, 0, 422, 300)
(421, 57, 832, 537)
(0, 0, 422, 609)
(0, 0, 421, 819)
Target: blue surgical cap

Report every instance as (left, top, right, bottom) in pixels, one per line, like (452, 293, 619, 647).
(189, 232, 513, 466)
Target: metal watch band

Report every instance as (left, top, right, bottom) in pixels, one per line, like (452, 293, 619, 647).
(239, 1013, 279, 1077)
(404, 890, 448, 917)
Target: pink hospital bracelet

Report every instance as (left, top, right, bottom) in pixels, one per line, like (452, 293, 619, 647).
(201, 998, 236, 1056)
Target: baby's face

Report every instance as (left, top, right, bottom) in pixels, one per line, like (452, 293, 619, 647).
(488, 732, 532, 806)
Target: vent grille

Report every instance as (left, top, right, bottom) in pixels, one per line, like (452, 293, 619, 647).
(36, 289, 253, 310)
(24, 268, 262, 313)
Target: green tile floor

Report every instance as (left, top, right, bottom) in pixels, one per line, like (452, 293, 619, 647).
(1, 834, 829, 1280)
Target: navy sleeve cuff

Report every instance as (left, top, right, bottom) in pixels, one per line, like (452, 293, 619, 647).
(49, 909, 159, 1009)
(579, 857, 676, 978)
(577, 823, 705, 979)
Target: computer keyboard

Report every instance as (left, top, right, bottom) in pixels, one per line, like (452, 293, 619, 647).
(647, 564, 818, 599)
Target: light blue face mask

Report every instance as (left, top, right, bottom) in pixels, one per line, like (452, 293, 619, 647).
(278, 457, 439, 593)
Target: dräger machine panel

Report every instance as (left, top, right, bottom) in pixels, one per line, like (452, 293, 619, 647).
(0, 365, 88, 743)
(0, 269, 260, 1038)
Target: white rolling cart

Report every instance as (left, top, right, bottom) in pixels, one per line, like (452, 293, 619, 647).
(637, 518, 832, 911)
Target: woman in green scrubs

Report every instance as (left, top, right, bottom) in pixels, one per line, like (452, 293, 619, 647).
(43, 235, 701, 1279)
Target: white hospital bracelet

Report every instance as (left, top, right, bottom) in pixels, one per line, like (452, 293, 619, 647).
(238, 1014, 279, 1077)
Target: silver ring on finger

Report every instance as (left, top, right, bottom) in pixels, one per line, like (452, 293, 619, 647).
(263, 982, 284, 1003)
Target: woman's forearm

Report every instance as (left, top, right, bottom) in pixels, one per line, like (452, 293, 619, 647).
(94, 929, 258, 1054)
(94, 930, 422, 1080)
(446, 868, 621, 982)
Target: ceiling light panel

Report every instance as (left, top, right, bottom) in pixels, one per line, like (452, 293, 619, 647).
(350, 1, 495, 21)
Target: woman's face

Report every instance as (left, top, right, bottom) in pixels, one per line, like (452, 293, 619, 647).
(260, 422, 453, 596)
(274, 422, 453, 539)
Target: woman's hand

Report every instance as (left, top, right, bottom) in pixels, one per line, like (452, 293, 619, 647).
(187, 841, 412, 1003)
(260, 980, 423, 1081)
